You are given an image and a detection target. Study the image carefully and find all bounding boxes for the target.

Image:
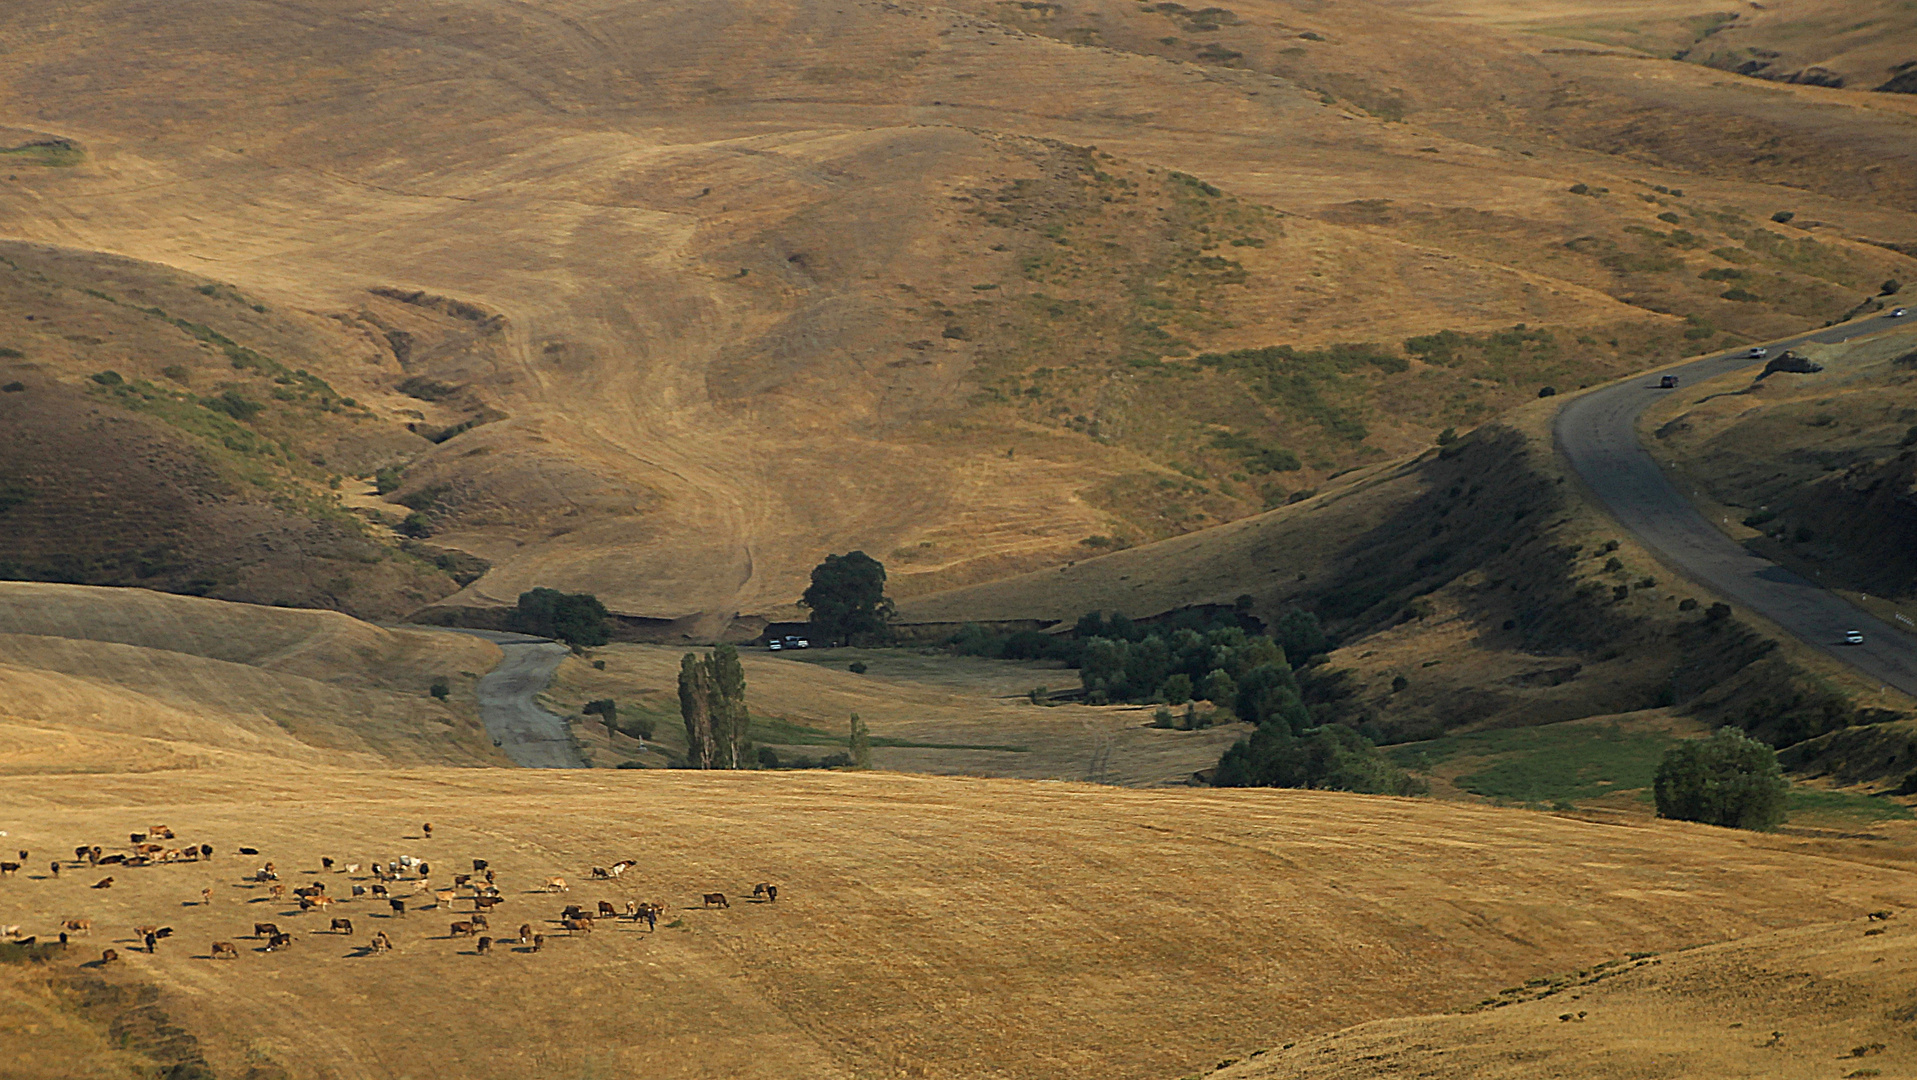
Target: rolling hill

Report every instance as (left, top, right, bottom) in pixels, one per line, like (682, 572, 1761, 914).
(2, 0, 1915, 633)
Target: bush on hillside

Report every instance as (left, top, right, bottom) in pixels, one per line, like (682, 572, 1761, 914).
(1213, 722, 1426, 795)
(1652, 727, 1788, 830)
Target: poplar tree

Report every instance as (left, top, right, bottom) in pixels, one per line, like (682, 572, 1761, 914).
(848, 712, 872, 770)
(708, 644, 750, 769)
(678, 652, 714, 769)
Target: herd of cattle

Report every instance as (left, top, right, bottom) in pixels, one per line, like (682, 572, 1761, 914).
(0, 823, 780, 964)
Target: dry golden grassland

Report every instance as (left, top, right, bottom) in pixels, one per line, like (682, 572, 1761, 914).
(3, 768, 1916, 1080)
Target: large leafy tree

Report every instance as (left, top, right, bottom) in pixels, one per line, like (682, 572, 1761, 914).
(508, 588, 610, 647)
(801, 551, 895, 645)
(1653, 727, 1788, 830)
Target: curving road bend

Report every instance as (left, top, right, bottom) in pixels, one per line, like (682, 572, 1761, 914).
(434, 628, 587, 768)
(1555, 310, 1917, 697)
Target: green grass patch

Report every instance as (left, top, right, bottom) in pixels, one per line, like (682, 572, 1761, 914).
(0, 140, 84, 167)
(1785, 787, 1913, 825)
(1389, 722, 1681, 805)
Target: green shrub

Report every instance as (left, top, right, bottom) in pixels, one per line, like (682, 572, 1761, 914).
(848, 661, 868, 674)
(374, 466, 403, 494)
(398, 512, 433, 538)
(429, 678, 450, 700)
(1884, 279, 1903, 296)
(1214, 723, 1427, 795)
(1652, 727, 1787, 830)
(1771, 210, 1794, 223)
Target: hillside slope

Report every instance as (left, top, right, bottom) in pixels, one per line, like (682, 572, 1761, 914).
(3, 0, 1915, 630)
(0, 583, 509, 772)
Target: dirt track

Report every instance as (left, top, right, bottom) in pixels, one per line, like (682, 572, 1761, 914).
(449, 630, 584, 769)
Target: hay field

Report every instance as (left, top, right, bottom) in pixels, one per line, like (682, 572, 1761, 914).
(3, 767, 1915, 1080)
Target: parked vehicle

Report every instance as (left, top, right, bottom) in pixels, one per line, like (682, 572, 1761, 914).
(1658, 375, 1679, 388)
(768, 635, 810, 651)
(1844, 630, 1865, 645)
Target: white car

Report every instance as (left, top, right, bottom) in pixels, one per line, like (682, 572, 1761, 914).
(1844, 629, 1865, 645)
(1746, 347, 1768, 358)
(767, 635, 810, 651)
(1891, 307, 1908, 318)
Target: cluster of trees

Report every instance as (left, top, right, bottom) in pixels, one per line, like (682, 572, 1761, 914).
(1653, 727, 1788, 830)
(678, 645, 750, 769)
(1214, 722, 1426, 795)
(508, 588, 610, 647)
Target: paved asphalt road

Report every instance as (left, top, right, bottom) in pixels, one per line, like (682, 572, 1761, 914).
(435, 628, 586, 768)
(1555, 309, 1917, 696)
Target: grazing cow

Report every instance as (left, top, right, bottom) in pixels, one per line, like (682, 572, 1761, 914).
(144, 932, 158, 954)
(73, 845, 91, 862)
(410, 880, 430, 894)
(702, 892, 729, 909)
(591, 867, 611, 879)
(212, 941, 239, 960)
(0, 925, 17, 938)
(449, 921, 476, 937)
(313, 896, 336, 912)
(0, 862, 17, 877)
(543, 876, 568, 893)
(470, 914, 489, 932)
(454, 874, 472, 888)
(345, 863, 360, 876)
(370, 884, 389, 898)
(597, 901, 617, 918)
(269, 884, 286, 901)
(1869, 910, 1895, 921)
(476, 936, 492, 955)
(91, 877, 114, 890)
(134, 923, 160, 938)
(62, 919, 91, 935)
(485, 869, 495, 885)
(101, 948, 119, 964)
(150, 826, 174, 840)
(370, 931, 394, 953)
(98, 854, 125, 866)
(47, 861, 58, 876)
(562, 904, 588, 920)
(531, 934, 545, 953)
(238, 847, 258, 856)
(472, 859, 488, 873)
(422, 823, 433, 838)
(321, 858, 334, 872)
(389, 899, 406, 917)
(14, 849, 24, 861)
(330, 918, 353, 935)
(417, 862, 429, 879)
(266, 933, 293, 951)
(200, 844, 214, 859)
(130, 833, 146, 844)
(561, 918, 592, 935)
(752, 883, 779, 903)
(253, 922, 280, 938)
(351, 885, 367, 898)
(474, 895, 501, 912)
(201, 887, 212, 905)
(610, 860, 636, 878)
(434, 890, 456, 909)
(517, 923, 533, 944)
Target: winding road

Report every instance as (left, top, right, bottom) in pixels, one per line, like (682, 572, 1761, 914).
(1555, 309, 1917, 696)
(437, 629, 586, 768)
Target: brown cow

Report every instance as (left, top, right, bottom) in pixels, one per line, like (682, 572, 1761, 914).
(49, 862, 59, 878)
(543, 876, 568, 893)
(423, 823, 433, 838)
(702, 892, 728, 909)
(211, 941, 239, 960)
(97, 854, 125, 866)
(100, 948, 119, 964)
(91, 877, 114, 889)
(472, 859, 488, 872)
(370, 931, 394, 953)
(597, 901, 617, 918)
(470, 914, 489, 932)
(531, 934, 545, 952)
(150, 826, 174, 840)
(266, 933, 293, 951)
(200, 887, 212, 906)
(269, 885, 287, 901)
(474, 895, 501, 911)
(517, 923, 533, 944)
(590, 866, 611, 879)
(475, 936, 492, 955)
(752, 883, 779, 903)
(449, 921, 476, 937)
(330, 918, 354, 935)
(453, 874, 472, 888)
(62, 919, 91, 935)
(561, 918, 592, 935)
(253, 922, 280, 938)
